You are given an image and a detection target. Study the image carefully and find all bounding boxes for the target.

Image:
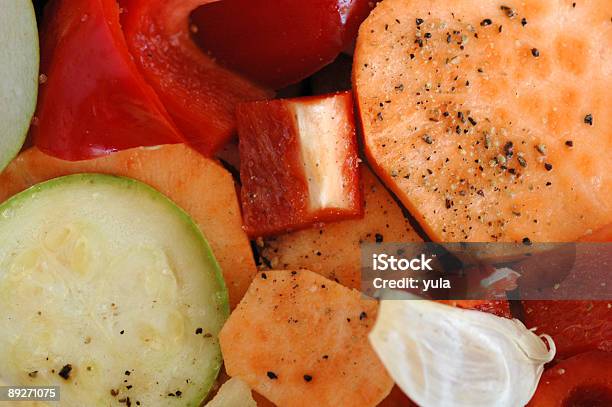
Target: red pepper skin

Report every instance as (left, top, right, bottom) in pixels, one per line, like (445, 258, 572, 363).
(440, 300, 512, 319)
(528, 351, 612, 407)
(33, 0, 183, 160)
(119, 0, 272, 156)
(523, 300, 612, 360)
(237, 92, 362, 237)
(378, 385, 418, 407)
(191, 0, 375, 89)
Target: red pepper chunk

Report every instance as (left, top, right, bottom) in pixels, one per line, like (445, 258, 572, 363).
(440, 300, 512, 319)
(33, 0, 183, 160)
(191, 0, 376, 89)
(119, 0, 272, 156)
(528, 351, 612, 406)
(237, 92, 362, 237)
(523, 300, 612, 359)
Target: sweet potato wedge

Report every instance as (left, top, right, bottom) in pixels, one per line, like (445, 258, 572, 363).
(258, 167, 422, 288)
(0, 145, 256, 308)
(353, 0, 612, 242)
(219, 270, 393, 407)
(237, 92, 362, 237)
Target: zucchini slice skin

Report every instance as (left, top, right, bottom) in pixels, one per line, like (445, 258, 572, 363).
(0, 174, 229, 407)
(0, 0, 39, 172)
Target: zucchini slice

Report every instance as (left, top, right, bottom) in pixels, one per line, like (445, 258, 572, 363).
(0, 174, 228, 406)
(0, 0, 38, 172)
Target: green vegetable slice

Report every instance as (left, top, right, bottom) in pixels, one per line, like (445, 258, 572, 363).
(0, 0, 39, 171)
(0, 174, 228, 406)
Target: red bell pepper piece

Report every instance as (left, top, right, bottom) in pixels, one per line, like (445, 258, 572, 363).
(523, 300, 612, 359)
(33, 0, 183, 160)
(441, 300, 512, 319)
(191, 0, 376, 89)
(528, 351, 612, 406)
(378, 385, 419, 407)
(119, 0, 272, 156)
(237, 92, 362, 237)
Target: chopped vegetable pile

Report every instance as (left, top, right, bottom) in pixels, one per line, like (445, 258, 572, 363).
(0, 0, 609, 406)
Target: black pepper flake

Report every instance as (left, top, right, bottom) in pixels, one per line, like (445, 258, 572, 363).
(521, 18, 527, 26)
(544, 163, 553, 171)
(304, 375, 313, 382)
(359, 311, 368, 320)
(416, 18, 424, 26)
(375, 233, 384, 243)
(58, 364, 72, 380)
(504, 141, 514, 157)
(111, 389, 119, 397)
(395, 84, 404, 91)
(423, 134, 433, 144)
(424, 32, 432, 38)
(322, 355, 329, 360)
(584, 114, 593, 125)
(175, 391, 182, 397)
(261, 272, 267, 279)
(120, 330, 125, 335)
(500, 5, 516, 18)
(477, 189, 485, 197)
(267, 371, 278, 380)
(517, 156, 527, 167)
(565, 140, 574, 147)
(377, 112, 383, 121)
(480, 18, 493, 26)
(28, 371, 38, 378)
(531, 48, 540, 57)
(522, 237, 532, 246)
(195, 328, 203, 335)
(468, 117, 477, 126)
(445, 198, 454, 209)
(125, 370, 131, 376)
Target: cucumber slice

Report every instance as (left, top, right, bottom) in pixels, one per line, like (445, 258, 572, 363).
(0, 0, 39, 172)
(0, 174, 229, 406)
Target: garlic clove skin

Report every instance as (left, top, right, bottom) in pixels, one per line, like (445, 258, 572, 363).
(369, 299, 555, 407)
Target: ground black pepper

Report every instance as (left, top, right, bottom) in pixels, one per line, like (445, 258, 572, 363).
(58, 364, 72, 380)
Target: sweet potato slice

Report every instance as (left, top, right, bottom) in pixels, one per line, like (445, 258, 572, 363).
(353, 0, 612, 242)
(258, 167, 422, 288)
(219, 270, 393, 407)
(237, 92, 362, 237)
(0, 145, 256, 308)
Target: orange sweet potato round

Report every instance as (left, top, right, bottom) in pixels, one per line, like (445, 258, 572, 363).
(353, 0, 612, 242)
(219, 270, 393, 407)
